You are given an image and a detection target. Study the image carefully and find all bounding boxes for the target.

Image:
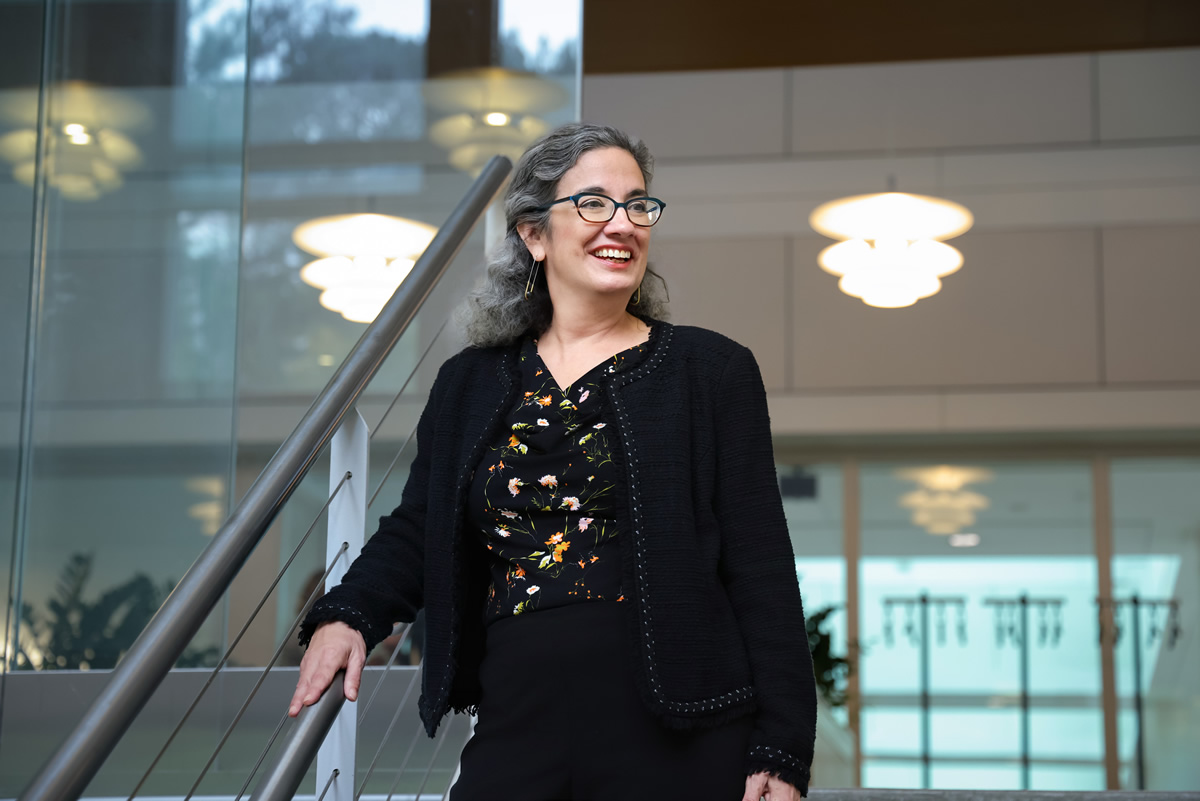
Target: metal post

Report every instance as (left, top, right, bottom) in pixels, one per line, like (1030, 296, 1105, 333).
(317, 410, 369, 801)
(842, 458, 862, 788)
(1093, 456, 1120, 790)
(883, 592, 963, 790)
(918, 593, 930, 790)
(1130, 594, 1145, 790)
(1019, 594, 1030, 790)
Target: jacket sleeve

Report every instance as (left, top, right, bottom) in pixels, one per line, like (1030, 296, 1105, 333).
(297, 359, 446, 653)
(713, 344, 817, 795)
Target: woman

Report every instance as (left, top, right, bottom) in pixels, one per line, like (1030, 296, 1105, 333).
(289, 123, 817, 800)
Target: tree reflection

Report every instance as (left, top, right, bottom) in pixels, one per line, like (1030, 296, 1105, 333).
(191, 0, 423, 85)
(16, 553, 219, 671)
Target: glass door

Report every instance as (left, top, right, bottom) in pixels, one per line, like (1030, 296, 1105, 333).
(858, 460, 1105, 790)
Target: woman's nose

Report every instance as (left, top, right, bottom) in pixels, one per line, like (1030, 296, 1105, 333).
(605, 207, 636, 233)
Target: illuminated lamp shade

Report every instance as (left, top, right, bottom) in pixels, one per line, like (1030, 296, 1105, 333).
(895, 465, 994, 536)
(809, 192, 973, 309)
(423, 67, 567, 175)
(0, 81, 147, 202)
(292, 214, 437, 323)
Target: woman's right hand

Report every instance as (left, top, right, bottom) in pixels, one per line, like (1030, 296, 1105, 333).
(288, 621, 367, 717)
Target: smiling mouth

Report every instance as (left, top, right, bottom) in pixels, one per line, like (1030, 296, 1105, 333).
(592, 247, 632, 264)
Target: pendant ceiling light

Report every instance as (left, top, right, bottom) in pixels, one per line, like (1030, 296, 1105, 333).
(895, 465, 993, 537)
(809, 192, 973, 308)
(0, 81, 148, 201)
(423, 67, 567, 175)
(292, 214, 438, 323)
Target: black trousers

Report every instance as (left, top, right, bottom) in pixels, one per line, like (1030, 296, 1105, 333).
(449, 602, 753, 801)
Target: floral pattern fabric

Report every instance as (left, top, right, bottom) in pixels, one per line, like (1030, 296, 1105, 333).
(468, 332, 651, 623)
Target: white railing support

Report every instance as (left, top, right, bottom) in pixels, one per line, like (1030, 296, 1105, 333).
(318, 408, 369, 801)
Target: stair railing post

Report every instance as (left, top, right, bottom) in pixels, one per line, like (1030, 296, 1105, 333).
(317, 408, 369, 801)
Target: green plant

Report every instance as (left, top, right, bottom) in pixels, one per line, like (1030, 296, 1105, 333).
(806, 604, 850, 707)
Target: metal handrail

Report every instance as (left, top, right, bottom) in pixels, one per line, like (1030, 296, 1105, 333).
(19, 155, 513, 801)
(248, 671, 350, 801)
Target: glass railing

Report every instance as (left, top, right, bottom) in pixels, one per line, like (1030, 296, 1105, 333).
(1, 1, 582, 797)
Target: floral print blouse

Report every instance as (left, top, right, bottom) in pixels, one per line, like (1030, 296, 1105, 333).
(467, 331, 651, 623)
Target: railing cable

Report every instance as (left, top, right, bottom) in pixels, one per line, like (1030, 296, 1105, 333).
(316, 769, 340, 801)
(127, 472, 352, 800)
(412, 722, 454, 801)
(382, 723, 428, 801)
(355, 661, 422, 800)
(356, 624, 413, 725)
(233, 709, 291, 801)
(182, 543, 349, 800)
(368, 318, 448, 444)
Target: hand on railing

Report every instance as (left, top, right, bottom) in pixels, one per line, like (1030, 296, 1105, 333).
(289, 621, 367, 716)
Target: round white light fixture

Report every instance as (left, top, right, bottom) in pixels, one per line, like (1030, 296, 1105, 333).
(895, 465, 993, 536)
(423, 67, 567, 175)
(0, 82, 148, 202)
(810, 192, 973, 308)
(292, 213, 438, 324)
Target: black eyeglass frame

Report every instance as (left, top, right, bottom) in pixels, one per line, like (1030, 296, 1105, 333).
(536, 192, 667, 227)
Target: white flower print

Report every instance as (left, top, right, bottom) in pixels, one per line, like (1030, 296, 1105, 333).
(593, 422, 606, 429)
(494, 527, 511, 537)
(537, 418, 549, 426)
(500, 510, 519, 519)
(579, 389, 590, 403)
(507, 477, 522, 496)
(561, 496, 581, 511)
(578, 517, 593, 531)
(526, 585, 540, 595)
(539, 474, 558, 487)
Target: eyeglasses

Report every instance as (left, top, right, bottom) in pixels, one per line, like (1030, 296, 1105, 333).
(537, 193, 666, 227)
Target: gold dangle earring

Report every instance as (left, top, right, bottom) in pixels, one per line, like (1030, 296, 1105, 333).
(525, 260, 542, 299)
(631, 283, 642, 305)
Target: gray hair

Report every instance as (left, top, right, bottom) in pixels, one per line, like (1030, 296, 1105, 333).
(459, 122, 670, 348)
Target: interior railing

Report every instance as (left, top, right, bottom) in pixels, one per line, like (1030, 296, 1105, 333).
(18, 155, 513, 801)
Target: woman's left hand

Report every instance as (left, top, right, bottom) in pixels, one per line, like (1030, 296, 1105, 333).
(742, 771, 803, 801)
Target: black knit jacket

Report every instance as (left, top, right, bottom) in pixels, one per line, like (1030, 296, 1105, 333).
(299, 322, 818, 793)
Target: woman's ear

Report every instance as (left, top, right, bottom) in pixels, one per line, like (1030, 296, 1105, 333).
(517, 222, 546, 263)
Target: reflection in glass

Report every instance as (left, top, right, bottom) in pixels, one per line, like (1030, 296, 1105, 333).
(860, 461, 1101, 790)
(778, 463, 853, 786)
(0, 82, 149, 202)
(1, 0, 249, 793)
(1112, 459, 1200, 790)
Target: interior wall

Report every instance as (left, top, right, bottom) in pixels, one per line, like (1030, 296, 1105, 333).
(582, 48, 1200, 438)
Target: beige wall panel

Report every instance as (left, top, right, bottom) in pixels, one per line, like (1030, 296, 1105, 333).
(582, 70, 787, 159)
(1098, 48, 1200, 141)
(1102, 224, 1200, 383)
(652, 237, 788, 389)
(790, 55, 1092, 153)
(943, 388, 1200, 432)
(791, 229, 1100, 389)
(766, 387, 1200, 436)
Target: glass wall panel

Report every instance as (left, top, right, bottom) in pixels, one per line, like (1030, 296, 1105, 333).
(0, 0, 250, 794)
(859, 461, 1102, 790)
(779, 462, 851, 786)
(1111, 458, 1200, 791)
(224, 2, 583, 798)
(0, 0, 43, 748)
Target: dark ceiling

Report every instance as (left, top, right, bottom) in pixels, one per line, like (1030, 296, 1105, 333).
(2, 0, 1197, 91)
(581, 0, 1200, 74)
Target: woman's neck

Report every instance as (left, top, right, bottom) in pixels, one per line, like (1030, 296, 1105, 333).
(539, 293, 646, 350)
(536, 300, 650, 389)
